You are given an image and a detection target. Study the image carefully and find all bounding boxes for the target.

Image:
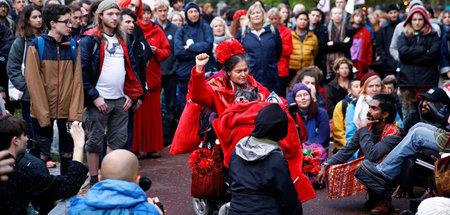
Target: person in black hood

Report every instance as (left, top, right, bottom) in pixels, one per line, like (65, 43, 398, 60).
(174, 1, 214, 114)
(403, 87, 450, 133)
(228, 103, 303, 215)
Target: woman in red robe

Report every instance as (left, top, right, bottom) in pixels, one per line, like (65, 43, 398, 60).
(132, 4, 170, 158)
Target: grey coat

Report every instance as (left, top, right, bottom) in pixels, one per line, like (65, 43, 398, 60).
(7, 37, 32, 101)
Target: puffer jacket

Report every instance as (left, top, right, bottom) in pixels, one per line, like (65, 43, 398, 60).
(289, 31, 318, 71)
(24, 35, 84, 127)
(69, 179, 160, 214)
(397, 9, 440, 88)
(277, 24, 293, 77)
(174, 20, 214, 81)
(80, 27, 144, 104)
(236, 24, 282, 92)
(6, 36, 35, 101)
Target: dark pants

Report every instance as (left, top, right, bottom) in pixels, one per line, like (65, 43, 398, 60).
(177, 80, 189, 117)
(32, 118, 74, 175)
(21, 101, 34, 140)
(162, 74, 177, 145)
(278, 76, 290, 98)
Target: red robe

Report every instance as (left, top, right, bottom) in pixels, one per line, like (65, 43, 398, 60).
(213, 101, 316, 203)
(132, 21, 170, 153)
(277, 24, 293, 77)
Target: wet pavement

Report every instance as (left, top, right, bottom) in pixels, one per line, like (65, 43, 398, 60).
(138, 148, 411, 215)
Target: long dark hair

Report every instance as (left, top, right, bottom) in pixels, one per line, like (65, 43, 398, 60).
(16, 5, 45, 39)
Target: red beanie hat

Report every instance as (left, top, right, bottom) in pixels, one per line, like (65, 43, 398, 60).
(360, 72, 380, 87)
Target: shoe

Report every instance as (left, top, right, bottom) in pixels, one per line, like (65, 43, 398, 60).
(355, 160, 393, 196)
(148, 152, 161, 158)
(370, 198, 392, 214)
(46, 160, 57, 168)
(137, 152, 149, 160)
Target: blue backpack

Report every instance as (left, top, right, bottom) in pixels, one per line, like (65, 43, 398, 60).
(37, 36, 78, 70)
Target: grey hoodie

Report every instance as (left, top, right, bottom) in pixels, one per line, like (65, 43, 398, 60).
(235, 136, 281, 161)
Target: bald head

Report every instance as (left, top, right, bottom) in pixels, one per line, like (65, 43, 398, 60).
(100, 149, 139, 182)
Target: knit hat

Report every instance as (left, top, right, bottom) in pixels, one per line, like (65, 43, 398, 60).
(291, 83, 311, 98)
(184, 2, 199, 13)
(96, 0, 120, 14)
(0, 0, 10, 11)
(250, 103, 288, 141)
(360, 72, 380, 87)
(385, 4, 398, 13)
(408, 0, 423, 11)
(421, 87, 450, 105)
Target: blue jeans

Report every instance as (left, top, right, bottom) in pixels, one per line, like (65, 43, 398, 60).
(376, 123, 439, 180)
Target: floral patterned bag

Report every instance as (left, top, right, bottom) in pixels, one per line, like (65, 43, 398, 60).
(189, 141, 225, 199)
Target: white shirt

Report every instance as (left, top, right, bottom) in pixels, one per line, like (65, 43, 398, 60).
(96, 34, 126, 99)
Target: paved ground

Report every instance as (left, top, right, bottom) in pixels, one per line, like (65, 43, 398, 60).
(138, 148, 411, 215)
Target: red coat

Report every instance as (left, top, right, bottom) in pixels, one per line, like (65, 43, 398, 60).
(277, 25, 293, 77)
(213, 101, 316, 203)
(138, 21, 171, 90)
(188, 67, 272, 116)
(352, 26, 372, 78)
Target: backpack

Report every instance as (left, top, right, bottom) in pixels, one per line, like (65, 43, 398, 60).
(37, 36, 77, 70)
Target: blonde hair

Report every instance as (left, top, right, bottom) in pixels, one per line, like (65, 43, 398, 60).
(267, 8, 281, 19)
(246, 4, 270, 29)
(168, 11, 185, 25)
(210, 17, 232, 40)
(361, 76, 381, 96)
(153, 0, 170, 10)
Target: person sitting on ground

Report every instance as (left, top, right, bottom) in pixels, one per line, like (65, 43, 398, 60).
(0, 116, 88, 214)
(403, 87, 450, 133)
(317, 94, 403, 210)
(290, 83, 330, 149)
(70, 149, 163, 214)
(332, 79, 360, 153)
(288, 67, 327, 111)
(229, 103, 303, 215)
(356, 120, 450, 213)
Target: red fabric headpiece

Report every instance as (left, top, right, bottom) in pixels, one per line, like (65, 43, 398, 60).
(233, 10, 247, 21)
(117, 0, 143, 20)
(215, 39, 245, 65)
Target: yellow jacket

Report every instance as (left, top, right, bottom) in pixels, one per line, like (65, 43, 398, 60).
(288, 31, 318, 71)
(333, 100, 346, 150)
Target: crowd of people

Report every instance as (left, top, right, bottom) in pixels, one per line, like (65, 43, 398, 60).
(0, 0, 450, 214)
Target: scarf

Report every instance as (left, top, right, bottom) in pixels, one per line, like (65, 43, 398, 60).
(137, 20, 155, 38)
(353, 95, 372, 127)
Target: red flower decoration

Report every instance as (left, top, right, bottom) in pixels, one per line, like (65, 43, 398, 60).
(233, 10, 247, 21)
(189, 145, 223, 177)
(312, 150, 322, 157)
(215, 39, 245, 65)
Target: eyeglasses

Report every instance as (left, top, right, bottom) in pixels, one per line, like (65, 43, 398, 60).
(56, 20, 73, 26)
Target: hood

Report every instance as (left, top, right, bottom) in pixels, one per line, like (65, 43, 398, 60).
(184, 2, 200, 24)
(235, 136, 280, 161)
(408, 0, 423, 11)
(41, 34, 72, 46)
(84, 179, 147, 209)
(403, 6, 432, 36)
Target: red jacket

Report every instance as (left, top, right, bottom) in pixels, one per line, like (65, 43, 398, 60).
(83, 28, 143, 99)
(352, 26, 372, 78)
(277, 25, 293, 77)
(138, 21, 171, 90)
(188, 67, 272, 116)
(213, 101, 316, 203)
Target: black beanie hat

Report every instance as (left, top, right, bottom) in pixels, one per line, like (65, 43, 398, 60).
(250, 103, 289, 141)
(386, 4, 399, 13)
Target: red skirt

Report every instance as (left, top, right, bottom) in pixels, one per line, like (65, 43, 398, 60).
(131, 90, 164, 152)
